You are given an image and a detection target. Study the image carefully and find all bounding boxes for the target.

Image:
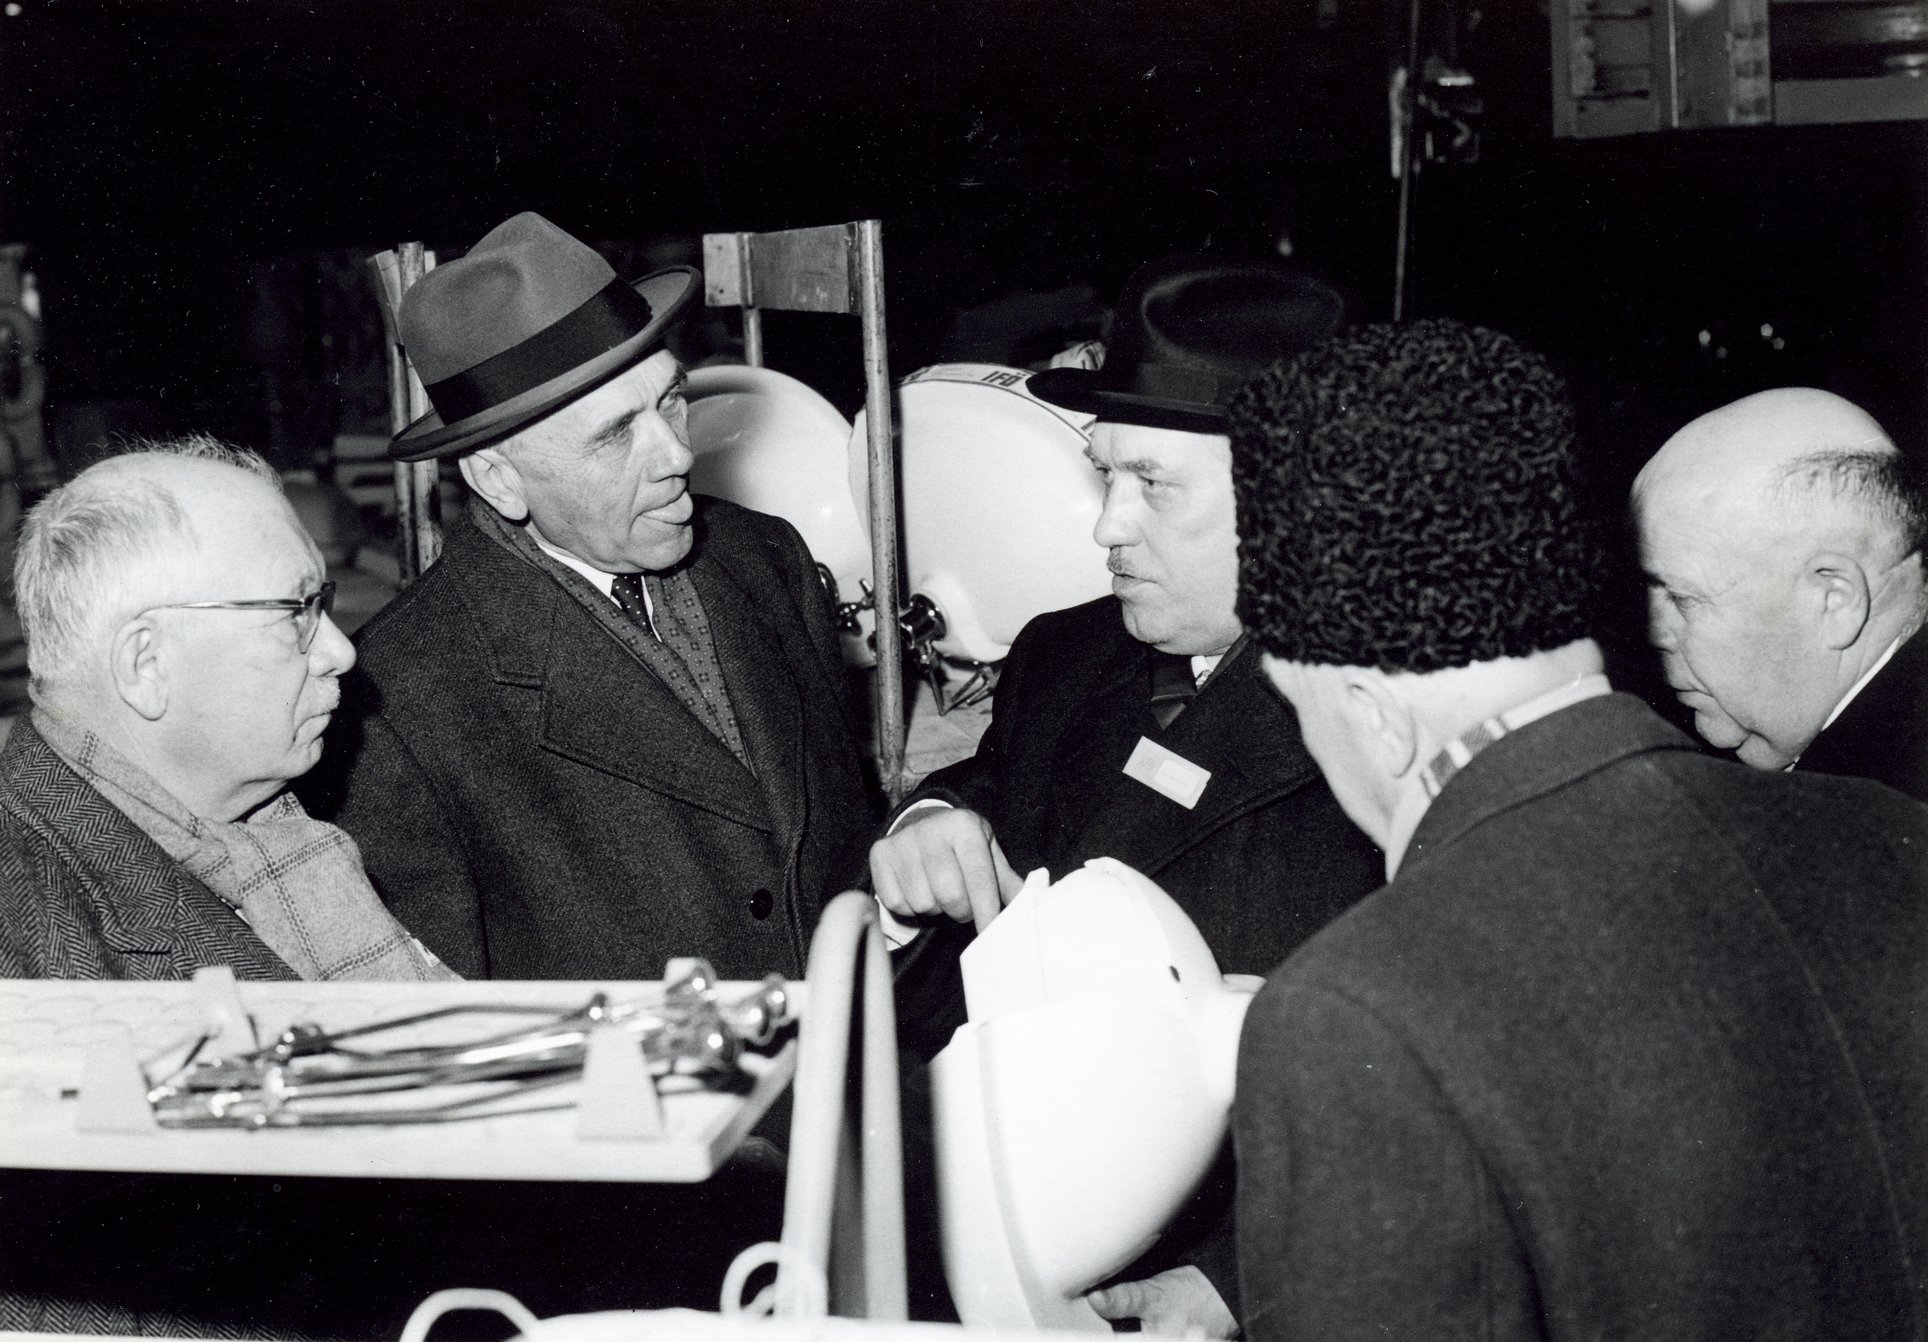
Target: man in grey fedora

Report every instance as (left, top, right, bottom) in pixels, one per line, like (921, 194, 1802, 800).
(303, 212, 872, 983)
(874, 255, 1383, 1335)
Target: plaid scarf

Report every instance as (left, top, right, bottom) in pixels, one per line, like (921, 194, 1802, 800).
(34, 708, 456, 983)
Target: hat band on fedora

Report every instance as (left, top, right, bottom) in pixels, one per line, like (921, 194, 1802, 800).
(420, 277, 657, 424)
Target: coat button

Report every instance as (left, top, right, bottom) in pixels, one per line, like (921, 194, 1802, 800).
(749, 888, 774, 920)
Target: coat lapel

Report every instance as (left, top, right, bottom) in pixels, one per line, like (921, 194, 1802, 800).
(1036, 617, 1147, 850)
(446, 511, 773, 833)
(689, 536, 808, 843)
(1, 722, 296, 979)
(1064, 635, 1322, 878)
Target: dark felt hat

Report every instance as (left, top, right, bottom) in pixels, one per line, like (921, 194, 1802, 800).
(1027, 254, 1343, 433)
(390, 212, 700, 461)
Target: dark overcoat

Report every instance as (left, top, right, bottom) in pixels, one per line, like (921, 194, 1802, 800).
(0, 717, 295, 980)
(302, 498, 872, 981)
(1799, 623, 1928, 804)
(1235, 693, 1928, 1342)
(896, 594, 1383, 1046)
(893, 594, 1383, 1315)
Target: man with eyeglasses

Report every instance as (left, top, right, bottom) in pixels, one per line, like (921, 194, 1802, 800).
(0, 436, 450, 980)
(0, 435, 803, 1342)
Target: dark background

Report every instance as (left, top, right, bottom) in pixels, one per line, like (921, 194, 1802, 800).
(1, 0, 1923, 497)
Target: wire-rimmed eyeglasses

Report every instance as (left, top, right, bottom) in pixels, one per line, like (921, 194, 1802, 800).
(149, 581, 337, 654)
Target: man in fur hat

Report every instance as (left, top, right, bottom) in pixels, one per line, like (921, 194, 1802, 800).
(1229, 319, 1927, 1341)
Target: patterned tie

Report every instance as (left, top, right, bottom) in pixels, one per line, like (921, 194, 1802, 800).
(609, 571, 656, 635)
(608, 569, 747, 765)
(1148, 649, 1198, 729)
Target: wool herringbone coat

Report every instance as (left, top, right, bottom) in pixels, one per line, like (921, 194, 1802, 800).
(0, 717, 295, 980)
(302, 497, 873, 982)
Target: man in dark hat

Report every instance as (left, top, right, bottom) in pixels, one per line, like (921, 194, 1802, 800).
(874, 255, 1382, 1335)
(302, 213, 871, 983)
(1228, 320, 1928, 1341)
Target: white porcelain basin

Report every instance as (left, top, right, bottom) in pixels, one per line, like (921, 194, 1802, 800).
(851, 364, 1111, 664)
(685, 364, 873, 665)
(932, 859, 1257, 1331)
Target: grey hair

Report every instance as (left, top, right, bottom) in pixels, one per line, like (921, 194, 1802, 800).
(14, 434, 279, 698)
(1775, 447, 1928, 559)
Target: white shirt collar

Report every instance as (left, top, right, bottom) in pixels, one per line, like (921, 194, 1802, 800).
(532, 533, 614, 596)
(1782, 632, 1909, 772)
(1819, 632, 1905, 735)
(529, 533, 654, 624)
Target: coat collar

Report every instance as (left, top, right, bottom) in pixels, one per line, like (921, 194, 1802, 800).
(437, 503, 776, 832)
(0, 719, 295, 974)
(1400, 693, 1698, 876)
(1065, 611, 1326, 875)
(1800, 623, 1927, 789)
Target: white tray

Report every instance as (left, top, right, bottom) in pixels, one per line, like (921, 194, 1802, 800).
(0, 976, 798, 1183)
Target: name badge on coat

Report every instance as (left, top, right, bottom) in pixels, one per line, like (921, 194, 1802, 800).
(1123, 737, 1211, 809)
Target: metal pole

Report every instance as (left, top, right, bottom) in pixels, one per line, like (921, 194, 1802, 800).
(857, 903, 906, 1319)
(854, 220, 906, 804)
(743, 307, 765, 368)
(385, 244, 442, 581)
(1391, 0, 1424, 322)
(776, 893, 905, 1319)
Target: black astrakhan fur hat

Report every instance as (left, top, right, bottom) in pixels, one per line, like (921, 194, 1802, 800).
(1229, 318, 1600, 673)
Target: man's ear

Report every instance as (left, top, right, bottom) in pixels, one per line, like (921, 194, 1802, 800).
(1804, 551, 1871, 652)
(458, 447, 530, 523)
(1342, 670, 1420, 781)
(108, 618, 168, 721)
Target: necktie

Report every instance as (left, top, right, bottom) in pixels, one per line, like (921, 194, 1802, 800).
(609, 571, 655, 635)
(607, 569, 748, 765)
(1148, 649, 1198, 729)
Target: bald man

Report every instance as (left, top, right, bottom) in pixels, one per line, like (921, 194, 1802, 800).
(1231, 322, 1928, 1342)
(0, 437, 449, 979)
(1632, 388, 1928, 801)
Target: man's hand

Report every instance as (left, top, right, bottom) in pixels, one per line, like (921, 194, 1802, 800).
(1087, 1266, 1239, 1338)
(868, 806, 1023, 932)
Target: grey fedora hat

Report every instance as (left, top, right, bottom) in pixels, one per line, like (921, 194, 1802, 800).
(391, 212, 699, 461)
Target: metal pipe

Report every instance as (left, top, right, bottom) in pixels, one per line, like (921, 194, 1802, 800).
(743, 306, 765, 368)
(855, 220, 907, 804)
(777, 892, 906, 1318)
(390, 243, 442, 581)
(1392, 0, 1424, 322)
